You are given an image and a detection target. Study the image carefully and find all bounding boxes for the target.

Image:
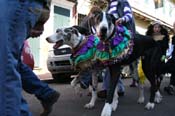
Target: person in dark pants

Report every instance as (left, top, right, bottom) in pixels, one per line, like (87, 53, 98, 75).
(163, 21, 175, 95)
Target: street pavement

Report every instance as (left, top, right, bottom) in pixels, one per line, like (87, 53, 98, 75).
(23, 74, 175, 116)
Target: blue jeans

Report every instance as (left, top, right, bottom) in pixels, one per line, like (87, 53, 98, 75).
(20, 61, 56, 101)
(79, 70, 92, 89)
(102, 68, 125, 92)
(0, 1, 44, 115)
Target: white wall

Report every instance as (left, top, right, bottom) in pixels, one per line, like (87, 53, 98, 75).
(34, 0, 75, 74)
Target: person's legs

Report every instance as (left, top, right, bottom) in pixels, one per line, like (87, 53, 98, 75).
(102, 68, 110, 90)
(0, 0, 48, 115)
(20, 61, 60, 115)
(0, 1, 36, 115)
(117, 76, 125, 96)
(98, 68, 125, 98)
(97, 68, 110, 98)
(129, 61, 139, 87)
(164, 73, 175, 95)
(79, 70, 92, 89)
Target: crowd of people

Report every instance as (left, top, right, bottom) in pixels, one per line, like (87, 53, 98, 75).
(0, 0, 174, 116)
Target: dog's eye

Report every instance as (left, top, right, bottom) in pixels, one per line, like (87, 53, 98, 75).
(56, 29, 62, 33)
(71, 28, 78, 36)
(66, 33, 71, 41)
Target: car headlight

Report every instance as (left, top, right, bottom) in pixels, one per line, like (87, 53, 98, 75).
(48, 50, 54, 58)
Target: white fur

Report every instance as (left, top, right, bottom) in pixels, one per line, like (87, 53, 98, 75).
(111, 85, 119, 111)
(46, 33, 59, 43)
(95, 12, 114, 39)
(137, 83, 145, 104)
(84, 90, 97, 109)
(70, 77, 79, 87)
(154, 91, 162, 103)
(84, 70, 98, 109)
(101, 103, 112, 116)
(145, 102, 155, 110)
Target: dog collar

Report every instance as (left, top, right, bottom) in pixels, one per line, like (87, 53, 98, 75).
(74, 35, 83, 49)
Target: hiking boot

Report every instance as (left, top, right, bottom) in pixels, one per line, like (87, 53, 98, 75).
(40, 91, 60, 116)
(164, 86, 174, 95)
(130, 81, 138, 87)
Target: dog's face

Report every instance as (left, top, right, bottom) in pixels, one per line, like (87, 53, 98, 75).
(94, 11, 115, 41)
(46, 26, 86, 49)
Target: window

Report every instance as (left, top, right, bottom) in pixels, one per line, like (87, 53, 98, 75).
(154, 0, 164, 8)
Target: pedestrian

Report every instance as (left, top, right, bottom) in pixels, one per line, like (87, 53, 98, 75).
(163, 21, 175, 95)
(0, 0, 52, 115)
(21, 21, 60, 116)
(143, 20, 169, 94)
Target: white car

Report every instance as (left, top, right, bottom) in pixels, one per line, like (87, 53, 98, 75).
(47, 45, 79, 80)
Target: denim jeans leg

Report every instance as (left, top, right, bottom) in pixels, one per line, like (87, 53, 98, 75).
(20, 98, 32, 116)
(102, 68, 110, 90)
(0, 0, 44, 115)
(79, 70, 92, 89)
(20, 61, 56, 101)
(117, 77, 125, 93)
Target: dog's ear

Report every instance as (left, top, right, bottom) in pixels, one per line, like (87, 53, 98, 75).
(109, 14, 116, 25)
(72, 25, 90, 36)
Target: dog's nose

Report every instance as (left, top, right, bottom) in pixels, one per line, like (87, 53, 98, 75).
(46, 37, 50, 42)
(100, 27, 107, 34)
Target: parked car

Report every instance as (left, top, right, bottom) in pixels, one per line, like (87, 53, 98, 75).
(47, 45, 79, 80)
(21, 40, 34, 70)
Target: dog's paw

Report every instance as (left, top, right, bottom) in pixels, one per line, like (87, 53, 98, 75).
(101, 103, 112, 116)
(145, 102, 155, 110)
(111, 99, 118, 111)
(154, 91, 163, 103)
(137, 97, 145, 104)
(84, 103, 95, 109)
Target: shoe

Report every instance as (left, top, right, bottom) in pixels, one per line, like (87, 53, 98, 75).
(164, 86, 174, 95)
(118, 91, 125, 97)
(40, 91, 60, 116)
(129, 82, 138, 87)
(97, 90, 107, 99)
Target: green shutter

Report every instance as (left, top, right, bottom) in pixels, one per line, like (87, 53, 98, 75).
(54, 6, 70, 31)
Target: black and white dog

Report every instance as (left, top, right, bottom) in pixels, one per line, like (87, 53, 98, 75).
(92, 11, 163, 116)
(46, 11, 163, 116)
(46, 25, 102, 109)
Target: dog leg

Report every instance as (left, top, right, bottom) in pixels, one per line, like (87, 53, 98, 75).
(84, 89, 97, 109)
(70, 76, 84, 97)
(70, 76, 79, 87)
(101, 103, 112, 116)
(137, 83, 145, 104)
(84, 70, 98, 109)
(145, 102, 155, 110)
(111, 85, 119, 111)
(154, 90, 163, 103)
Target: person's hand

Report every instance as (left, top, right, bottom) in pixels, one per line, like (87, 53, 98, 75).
(29, 8, 50, 38)
(115, 18, 123, 25)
